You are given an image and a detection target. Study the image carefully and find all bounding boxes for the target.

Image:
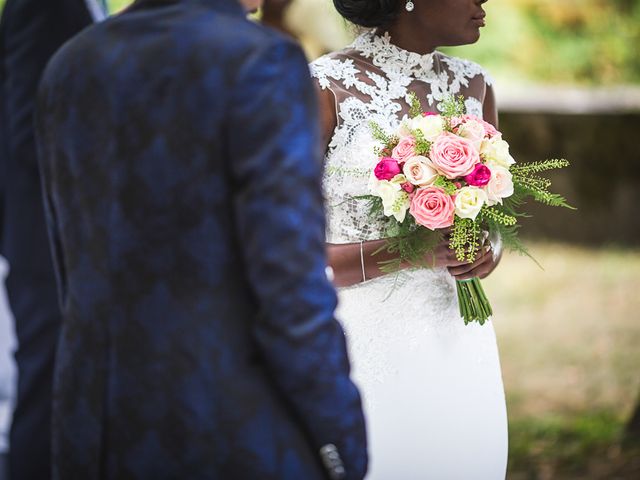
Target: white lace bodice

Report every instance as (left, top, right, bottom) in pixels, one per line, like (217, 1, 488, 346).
(310, 32, 493, 244)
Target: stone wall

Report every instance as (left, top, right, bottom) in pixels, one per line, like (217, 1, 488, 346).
(498, 111, 640, 246)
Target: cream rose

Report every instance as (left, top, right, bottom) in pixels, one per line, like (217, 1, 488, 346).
(409, 114, 445, 142)
(369, 174, 410, 222)
(456, 119, 486, 151)
(485, 164, 514, 206)
(480, 136, 516, 168)
(454, 186, 488, 220)
(402, 156, 439, 186)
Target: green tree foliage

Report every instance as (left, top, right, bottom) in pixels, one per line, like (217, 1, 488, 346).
(444, 0, 640, 85)
(2, 0, 638, 85)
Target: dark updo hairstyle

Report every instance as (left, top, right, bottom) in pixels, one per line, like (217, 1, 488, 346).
(332, 0, 402, 28)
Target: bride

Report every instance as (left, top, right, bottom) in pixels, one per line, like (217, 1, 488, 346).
(310, 0, 508, 478)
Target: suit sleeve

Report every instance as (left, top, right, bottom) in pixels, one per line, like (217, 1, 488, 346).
(227, 37, 367, 480)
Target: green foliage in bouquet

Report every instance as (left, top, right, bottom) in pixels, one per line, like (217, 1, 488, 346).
(483, 158, 574, 264)
(369, 122, 398, 158)
(511, 159, 573, 208)
(354, 194, 444, 275)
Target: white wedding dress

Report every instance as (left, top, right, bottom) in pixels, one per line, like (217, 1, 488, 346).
(311, 32, 508, 479)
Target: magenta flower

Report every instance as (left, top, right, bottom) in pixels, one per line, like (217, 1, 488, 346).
(464, 163, 492, 187)
(374, 157, 402, 181)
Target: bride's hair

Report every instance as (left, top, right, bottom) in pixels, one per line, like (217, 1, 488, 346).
(332, 0, 401, 28)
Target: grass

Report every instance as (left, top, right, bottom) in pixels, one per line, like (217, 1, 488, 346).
(484, 242, 640, 479)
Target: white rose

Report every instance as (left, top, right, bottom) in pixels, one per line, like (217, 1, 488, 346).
(454, 186, 487, 220)
(409, 115, 445, 142)
(369, 175, 410, 223)
(402, 156, 439, 186)
(485, 164, 514, 206)
(480, 135, 516, 168)
(457, 119, 486, 151)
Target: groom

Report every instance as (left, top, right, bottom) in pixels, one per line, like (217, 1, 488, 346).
(35, 0, 367, 479)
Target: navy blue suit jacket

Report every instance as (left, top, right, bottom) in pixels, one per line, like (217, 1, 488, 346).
(0, 0, 94, 268)
(35, 0, 367, 478)
(1, 1, 102, 479)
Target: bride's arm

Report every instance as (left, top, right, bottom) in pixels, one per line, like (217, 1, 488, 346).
(328, 240, 404, 287)
(328, 239, 477, 287)
(483, 83, 499, 130)
(315, 85, 386, 286)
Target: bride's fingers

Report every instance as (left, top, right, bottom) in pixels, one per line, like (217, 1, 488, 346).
(450, 257, 493, 280)
(447, 247, 492, 277)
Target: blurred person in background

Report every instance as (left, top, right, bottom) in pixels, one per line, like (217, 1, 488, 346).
(261, 0, 295, 37)
(0, 0, 106, 478)
(262, 0, 353, 59)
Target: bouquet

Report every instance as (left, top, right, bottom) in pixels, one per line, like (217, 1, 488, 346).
(363, 94, 572, 325)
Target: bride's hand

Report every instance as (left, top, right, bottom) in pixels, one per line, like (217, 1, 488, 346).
(447, 244, 497, 280)
(424, 229, 471, 269)
(426, 230, 500, 279)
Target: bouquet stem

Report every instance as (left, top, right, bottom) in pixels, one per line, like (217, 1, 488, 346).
(456, 278, 492, 325)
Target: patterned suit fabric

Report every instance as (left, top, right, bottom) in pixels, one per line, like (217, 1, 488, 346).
(35, 0, 367, 479)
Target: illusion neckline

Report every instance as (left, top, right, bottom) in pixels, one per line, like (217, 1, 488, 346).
(350, 31, 438, 76)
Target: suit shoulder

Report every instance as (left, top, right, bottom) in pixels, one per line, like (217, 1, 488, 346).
(38, 20, 103, 88)
(193, 13, 302, 62)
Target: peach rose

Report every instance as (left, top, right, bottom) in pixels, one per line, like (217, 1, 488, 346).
(485, 164, 514, 206)
(409, 187, 456, 230)
(453, 114, 499, 138)
(456, 118, 487, 151)
(430, 132, 479, 179)
(391, 136, 417, 163)
(402, 156, 439, 186)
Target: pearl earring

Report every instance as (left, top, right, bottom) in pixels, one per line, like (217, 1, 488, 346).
(405, 1, 415, 12)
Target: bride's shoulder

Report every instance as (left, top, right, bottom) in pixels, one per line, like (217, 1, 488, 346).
(437, 52, 494, 87)
(309, 47, 361, 89)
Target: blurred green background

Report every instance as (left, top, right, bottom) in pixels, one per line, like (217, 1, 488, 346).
(2, 0, 638, 84)
(2, 0, 639, 478)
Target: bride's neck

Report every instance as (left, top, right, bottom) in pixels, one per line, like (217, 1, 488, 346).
(378, 20, 439, 55)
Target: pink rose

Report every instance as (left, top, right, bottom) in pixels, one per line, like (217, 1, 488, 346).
(430, 132, 479, 179)
(464, 163, 492, 187)
(409, 187, 456, 230)
(480, 119, 499, 138)
(391, 136, 417, 163)
(423, 111, 438, 117)
(452, 114, 500, 139)
(374, 157, 402, 181)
